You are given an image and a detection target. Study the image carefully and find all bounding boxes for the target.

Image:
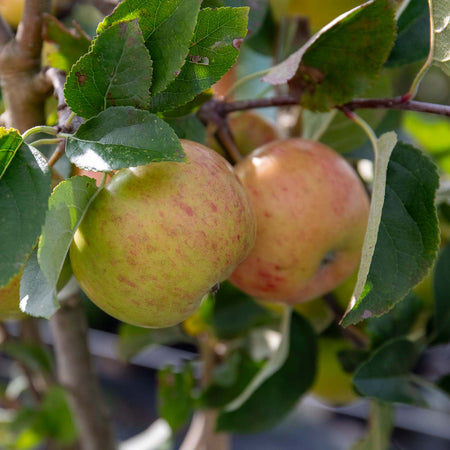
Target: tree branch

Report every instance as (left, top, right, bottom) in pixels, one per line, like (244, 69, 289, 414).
(50, 294, 117, 450)
(16, 0, 51, 59)
(342, 97, 450, 117)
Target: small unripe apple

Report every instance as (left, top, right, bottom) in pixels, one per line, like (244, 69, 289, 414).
(229, 138, 370, 304)
(206, 111, 282, 161)
(70, 140, 256, 328)
(311, 337, 358, 405)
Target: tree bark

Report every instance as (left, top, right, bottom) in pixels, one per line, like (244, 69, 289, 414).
(50, 294, 117, 450)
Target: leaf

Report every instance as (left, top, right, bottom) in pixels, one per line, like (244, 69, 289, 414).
(342, 140, 440, 326)
(354, 337, 450, 411)
(64, 20, 152, 119)
(38, 176, 98, 292)
(386, 0, 430, 67)
(98, 0, 201, 95)
(365, 292, 424, 347)
(20, 247, 58, 318)
(43, 15, 91, 73)
(352, 400, 394, 450)
(262, 0, 396, 111)
(0, 145, 51, 288)
(0, 127, 23, 180)
(353, 338, 423, 405)
(211, 281, 276, 340)
(66, 106, 184, 171)
(117, 323, 189, 361)
(157, 364, 196, 431)
(150, 7, 249, 112)
(430, 0, 450, 75)
(0, 341, 53, 374)
(216, 314, 316, 433)
(201, 351, 263, 409)
(432, 244, 450, 344)
(223, 307, 291, 412)
(164, 115, 206, 142)
(39, 387, 78, 444)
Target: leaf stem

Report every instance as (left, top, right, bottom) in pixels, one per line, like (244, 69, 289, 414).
(224, 68, 272, 101)
(22, 125, 58, 140)
(29, 138, 63, 147)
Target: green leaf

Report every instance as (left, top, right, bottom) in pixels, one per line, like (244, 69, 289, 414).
(98, 0, 201, 95)
(365, 292, 424, 347)
(352, 400, 394, 450)
(313, 74, 393, 153)
(64, 20, 152, 119)
(0, 341, 53, 374)
(342, 141, 440, 326)
(211, 281, 276, 340)
(262, 0, 396, 111)
(39, 387, 77, 444)
(0, 127, 23, 180)
(432, 244, 450, 344)
(157, 364, 196, 431)
(164, 115, 206, 142)
(20, 246, 58, 318)
(354, 337, 450, 410)
(353, 338, 423, 405)
(201, 351, 263, 409)
(38, 176, 98, 292)
(217, 314, 316, 433)
(386, 0, 430, 67)
(43, 15, 91, 73)
(117, 323, 189, 361)
(430, 0, 450, 75)
(150, 7, 249, 112)
(0, 145, 51, 288)
(66, 106, 184, 171)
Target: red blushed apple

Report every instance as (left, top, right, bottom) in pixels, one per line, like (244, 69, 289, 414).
(70, 140, 256, 328)
(229, 138, 370, 304)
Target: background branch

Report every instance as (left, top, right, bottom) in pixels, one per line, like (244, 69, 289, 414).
(50, 294, 117, 450)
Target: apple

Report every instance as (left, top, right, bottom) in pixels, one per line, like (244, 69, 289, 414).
(70, 140, 256, 328)
(229, 138, 370, 304)
(205, 111, 282, 161)
(0, 0, 74, 29)
(311, 337, 358, 405)
(270, 0, 364, 31)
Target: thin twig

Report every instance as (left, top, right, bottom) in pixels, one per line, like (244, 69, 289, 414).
(342, 97, 450, 117)
(322, 293, 370, 349)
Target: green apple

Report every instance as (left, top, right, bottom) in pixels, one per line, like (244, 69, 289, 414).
(70, 140, 256, 328)
(229, 138, 370, 305)
(206, 111, 282, 161)
(270, 0, 364, 31)
(311, 337, 358, 405)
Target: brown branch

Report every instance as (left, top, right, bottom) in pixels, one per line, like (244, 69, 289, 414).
(342, 97, 450, 117)
(49, 294, 117, 450)
(16, 0, 51, 58)
(0, 0, 52, 132)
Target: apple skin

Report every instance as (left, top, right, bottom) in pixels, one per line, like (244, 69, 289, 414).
(311, 337, 358, 405)
(229, 138, 369, 304)
(70, 140, 256, 328)
(206, 111, 282, 161)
